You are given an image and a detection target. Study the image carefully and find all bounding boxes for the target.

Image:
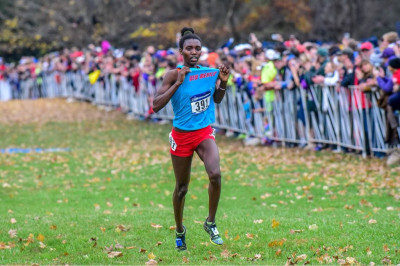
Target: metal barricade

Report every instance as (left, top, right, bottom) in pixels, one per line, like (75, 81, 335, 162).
(0, 80, 12, 101)
(3, 70, 400, 158)
(256, 88, 305, 144)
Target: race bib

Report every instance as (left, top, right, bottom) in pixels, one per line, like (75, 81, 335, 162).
(191, 91, 211, 114)
(169, 132, 177, 151)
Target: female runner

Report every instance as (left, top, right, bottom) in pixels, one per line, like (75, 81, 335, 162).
(153, 27, 230, 251)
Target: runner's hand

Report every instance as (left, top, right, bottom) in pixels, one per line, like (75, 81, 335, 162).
(218, 64, 230, 82)
(176, 67, 190, 85)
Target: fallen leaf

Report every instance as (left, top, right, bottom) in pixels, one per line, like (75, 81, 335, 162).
(39, 242, 46, 249)
(272, 219, 280, 229)
(108, 251, 123, 258)
(148, 252, 156, 259)
(8, 229, 17, 238)
(145, 259, 158, 265)
(100, 227, 106, 232)
(244, 242, 252, 248)
(254, 254, 262, 260)
(126, 246, 136, 249)
(295, 254, 307, 263)
(253, 219, 263, 224)
(151, 223, 162, 229)
(104, 245, 113, 252)
(268, 239, 286, 247)
(139, 248, 147, 253)
(156, 241, 162, 246)
(311, 207, 324, 212)
(224, 230, 229, 239)
(308, 224, 318, 230)
(37, 234, 45, 242)
(346, 257, 357, 264)
(260, 192, 272, 199)
(276, 249, 282, 256)
(366, 247, 372, 256)
(381, 256, 391, 264)
(368, 219, 377, 224)
(182, 256, 189, 263)
(221, 249, 229, 258)
(383, 245, 390, 252)
(50, 225, 57, 230)
(289, 229, 304, 234)
(234, 235, 240, 241)
(359, 199, 373, 207)
(115, 243, 124, 249)
(10, 218, 17, 224)
(246, 233, 254, 239)
(116, 224, 130, 232)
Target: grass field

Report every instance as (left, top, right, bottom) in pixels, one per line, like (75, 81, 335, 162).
(0, 99, 399, 265)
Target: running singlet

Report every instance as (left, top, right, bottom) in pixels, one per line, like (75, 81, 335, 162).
(171, 65, 220, 131)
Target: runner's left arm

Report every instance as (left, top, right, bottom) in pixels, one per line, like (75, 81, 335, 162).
(214, 64, 230, 104)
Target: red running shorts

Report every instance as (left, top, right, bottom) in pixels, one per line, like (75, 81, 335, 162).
(169, 125, 215, 157)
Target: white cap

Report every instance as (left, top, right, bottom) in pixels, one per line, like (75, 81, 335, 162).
(200, 53, 209, 61)
(234, 43, 252, 51)
(265, 49, 279, 60)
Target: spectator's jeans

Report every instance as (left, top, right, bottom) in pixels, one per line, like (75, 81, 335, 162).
(388, 92, 400, 111)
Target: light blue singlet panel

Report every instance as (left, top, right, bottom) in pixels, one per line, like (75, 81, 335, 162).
(171, 65, 220, 131)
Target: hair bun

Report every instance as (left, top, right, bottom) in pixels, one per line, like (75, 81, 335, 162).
(181, 27, 194, 36)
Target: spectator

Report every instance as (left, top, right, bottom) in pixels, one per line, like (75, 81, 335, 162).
(260, 49, 278, 110)
(387, 58, 400, 111)
(360, 42, 374, 61)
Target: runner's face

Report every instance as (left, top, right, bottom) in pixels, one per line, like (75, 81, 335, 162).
(181, 39, 202, 67)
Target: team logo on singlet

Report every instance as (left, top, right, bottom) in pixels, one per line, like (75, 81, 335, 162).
(190, 91, 211, 114)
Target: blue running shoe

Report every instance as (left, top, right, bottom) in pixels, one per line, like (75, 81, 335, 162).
(203, 218, 223, 245)
(175, 226, 187, 251)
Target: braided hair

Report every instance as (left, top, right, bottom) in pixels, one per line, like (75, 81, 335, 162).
(179, 27, 202, 49)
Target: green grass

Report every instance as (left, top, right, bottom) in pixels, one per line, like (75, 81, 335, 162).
(1, 103, 400, 265)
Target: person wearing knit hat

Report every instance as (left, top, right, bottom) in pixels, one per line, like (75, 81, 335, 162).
(317, 47, 328, 58)
(382, 56, 400, 165)
(385, 57, 400, 111)
(389, 57, 400, 70)
(315, 47, 329, 76)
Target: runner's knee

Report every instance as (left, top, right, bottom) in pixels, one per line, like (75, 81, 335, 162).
(208, 169, 221, 185)
(175, 184, 188, 199)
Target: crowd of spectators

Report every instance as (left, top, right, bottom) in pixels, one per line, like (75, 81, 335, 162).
(1, 31, 400, 162)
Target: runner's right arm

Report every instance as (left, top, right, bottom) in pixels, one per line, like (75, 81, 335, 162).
(153, 67, 190, 113)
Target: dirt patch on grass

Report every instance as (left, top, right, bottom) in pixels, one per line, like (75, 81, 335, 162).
(0, 98, 125, 125)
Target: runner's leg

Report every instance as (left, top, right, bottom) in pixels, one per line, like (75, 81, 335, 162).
(195, 138, 221, 223)
(171, 154, 193, 233)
